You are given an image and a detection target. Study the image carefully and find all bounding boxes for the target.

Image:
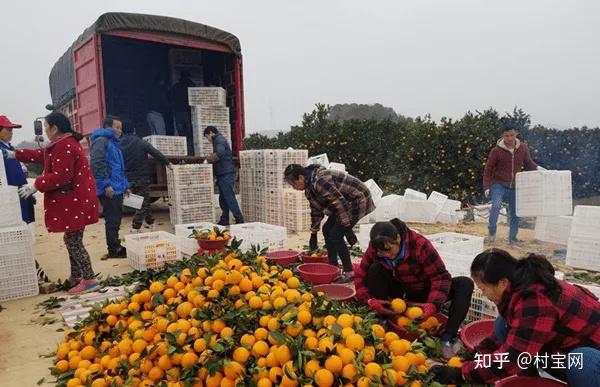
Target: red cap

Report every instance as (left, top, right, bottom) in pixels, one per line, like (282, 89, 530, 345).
(0, 115, 22, 129)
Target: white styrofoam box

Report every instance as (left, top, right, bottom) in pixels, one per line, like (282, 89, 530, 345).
(359, 223, 375, 252)
(169, 203, 215, 225)
(404, 188, 427, 201)
(435, 211, 462, 224)
(534, 216, 573, 245)
(374, 195, 403, 221)
(307, 153, 329, 168)
(167, 164, 213, 187)
(0, 223, 38, 302)
(427, 191, 448, 216)
(438, 251, 473, 278)
(578, 283, 600, 299)
(363, 179, 383, 204)
(174, 222, 223, 256)
(515, 170, 572, 217)
(188, 87, 226, 106)
(125, 231, 181, 271)
(0, 186, 24, 227)
(398, 199, 438, 223)
(467, 288, 498, 322)
(570, 205, 600, 239)
(426, 232, 485, 257)
(566, 235, 600, 272)
(554, 271, 565, 280)
(441, 198, 462, 213)
(142, 135, 187, 157)
(0, 154, 7, 186)
(229, 222, 286, 252)
(328, 162, 346, 172)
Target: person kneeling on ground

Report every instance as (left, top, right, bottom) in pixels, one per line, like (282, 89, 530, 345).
(355, 218, 474, 359)
(431, 248, 600, 386)
(284, 163, 375, 282)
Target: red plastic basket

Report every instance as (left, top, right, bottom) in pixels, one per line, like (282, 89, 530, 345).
(388, 313, 448, 341)
(265, 250, 300, 266)
(300, 253, 329, 264)
(197, 237, 229, 251)
(460, 319, 495, 352)
(494, 376, 567, 387)
(313, 284, 356, 301)
(297, 263, 340, 284)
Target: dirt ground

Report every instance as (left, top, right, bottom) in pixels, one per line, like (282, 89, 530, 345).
(0, 193, 580, 386)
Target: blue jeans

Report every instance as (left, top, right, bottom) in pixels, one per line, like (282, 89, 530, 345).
(216, 173, 243, 224)
(488, 183, 519, 241)
(494, 316, 600, 385)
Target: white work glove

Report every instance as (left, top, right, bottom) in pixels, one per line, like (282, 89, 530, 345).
(1, 148, 16, 159)
(537, 166, 547, 171)
(18, 184, 37, 199)
(484, 189, 490, 198)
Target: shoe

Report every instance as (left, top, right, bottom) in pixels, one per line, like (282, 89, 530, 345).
(143, 221, 155, 230)
(104, 247, 127, 259)
(335, 271, 355, 283)
(129, 227, 141, 234)
(485, 235, 496, 243)
(235, 218, 244, 225)
(65, 276, 82, 289)
(508, 238, 521, 245)
(217, 220, 230, 226)
(68, 279, 101, 295)
(441, 340, 460, 360)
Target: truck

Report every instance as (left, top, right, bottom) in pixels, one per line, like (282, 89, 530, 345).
(48, 12, 245, 197)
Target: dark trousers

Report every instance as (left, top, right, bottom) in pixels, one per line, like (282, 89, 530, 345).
(64, 230, 94, 279)
(216, 173, 243, 223)
(174, 111, 193, 155)
(130, 177, 154, 229)
(99, 194, 124, 253)
(323, 217, 353, 272)
(366, 262, 473, 340)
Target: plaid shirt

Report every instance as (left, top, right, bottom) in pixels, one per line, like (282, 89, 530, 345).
(305, 166, 375, 232)
(463, 282, 600, 384)
(354, 228, 452, 308)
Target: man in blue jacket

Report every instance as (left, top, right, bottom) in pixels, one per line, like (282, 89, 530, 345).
(203, 126, 243, 225)
(90, 115, 129, 258)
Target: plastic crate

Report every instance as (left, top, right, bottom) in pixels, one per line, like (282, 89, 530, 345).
(169, 203, 215, 225)
(193, 125, 232, 157)
(570, 205, 600, 239)
(359, 223, 375, 252)
(398, 199, 438, 223)
(142, 135, 187, 157)
(168, 184, 214, 206)
(328, 162, 346, 172)
(374, 195, 404, 221)
(187, 87, 227, 106)
(190, 105, 230, 123)
(404, 188, 427, 201)
(566, 235, 600, 272)
(174, 222, 223, 256)
(515, 170, 572, 217)
(467, 288, 498, 322)
(427, 191, 448, 216)
(363, 179, 383, 204)
(0, 272, 39, 302)
(230, 222, 286, 252)
(534, 216, 573, 245)
(438, 251, 473, 277)
(167, 164, 213, 187)
(307, 153, 329, 168)
(426, 232, 484, 257)
(0, 186, 24, 227)
(125, 231, 181, 271)
(0, 155, 7, 186)
(0, 224, 38, 302)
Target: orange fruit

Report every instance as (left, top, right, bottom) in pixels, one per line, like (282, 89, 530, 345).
(324, 355, 343, 375)
(448, 356, 464, 368)
(406, 306, 423, 320)
(391, 298, 407, 314)
(314, 368, 334, 386)
(180, 352, 198, 369)
(345, 333, 365, 351)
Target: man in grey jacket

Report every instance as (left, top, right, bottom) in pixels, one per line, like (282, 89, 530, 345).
(120, 121, 172, 232)
(203, 126, 243, 225)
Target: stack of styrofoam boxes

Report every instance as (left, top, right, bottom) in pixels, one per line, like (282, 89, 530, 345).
(566, 206, 600, 272)
(436, 198, 463, 224)
(125, 231, 180, 271)
(399, 188, 438, 223)
(174, 222, 223, 257)
(358, 179, 384, 224)
(374, 194, 404, 221)
(167, 164, 215, 225)
(516, 170, 573, 217)
(427, 191, 448, 219)
(359, 223, 375, 252)
(230, 222, 287, 252)
(307, 153, 329, 168)
(427, 232, 494, 321)
(142, 135, 187, 157)
(188, 87, 232, 157)
(0, 157, 39, 301)
(328, 162, 346, 172)
(535, 216, 573, 245)
(283, 189, 311, 232)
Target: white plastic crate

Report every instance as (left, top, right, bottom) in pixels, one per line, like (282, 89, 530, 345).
(0, 154, 7, 186)
(437, 251, 473, 278)
(374, 195, 403, 221)
(427, 191, 448, 216)
(174, 222, 223, 256)
(534, 216, 573, 245)
(426, 232, 484, 257)
(328, 162, 346, 172)
(125, 231, 181, 271)
(404, 188, 427, 201)
(167, 164, 213, 187)
(566, 235, 600, 272)
(398, 199, 438, 223)
(188, 87, 227, 106)
(169, 203, 215, 225)
(516, 170, 572, 217)
(283, 189, 311, 232)
(190, 105, 230, 124)
(169, 184, 213, 206)
(359, 223, 375, 252)
(363, 179, 383, 204)
(229, 222, 286, 252)
(142, 135, 187, 157)
(467, 288, 498, 322)
(0, 272, 39, 302)
(570, 205, 600, 239)
(0, 224, 38, 302)
(193, 125, 232, 157)
(0, 186, 24, 227)
(307, 153, 329, 168)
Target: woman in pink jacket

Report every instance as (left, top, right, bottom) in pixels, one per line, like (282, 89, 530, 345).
(12, 112, 100, 294)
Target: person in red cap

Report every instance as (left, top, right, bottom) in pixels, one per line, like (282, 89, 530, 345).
(0, 115, 36, 224)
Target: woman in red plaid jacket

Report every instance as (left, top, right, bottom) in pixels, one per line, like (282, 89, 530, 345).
(432, 249, 600, 386)
(355, 218, 474, 359)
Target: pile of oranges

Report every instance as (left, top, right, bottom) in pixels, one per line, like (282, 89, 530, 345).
(389, 299, 443, 336)
(51, 252, 444, 387)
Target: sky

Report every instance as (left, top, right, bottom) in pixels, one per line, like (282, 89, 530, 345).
(2, 0, 599, 144)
